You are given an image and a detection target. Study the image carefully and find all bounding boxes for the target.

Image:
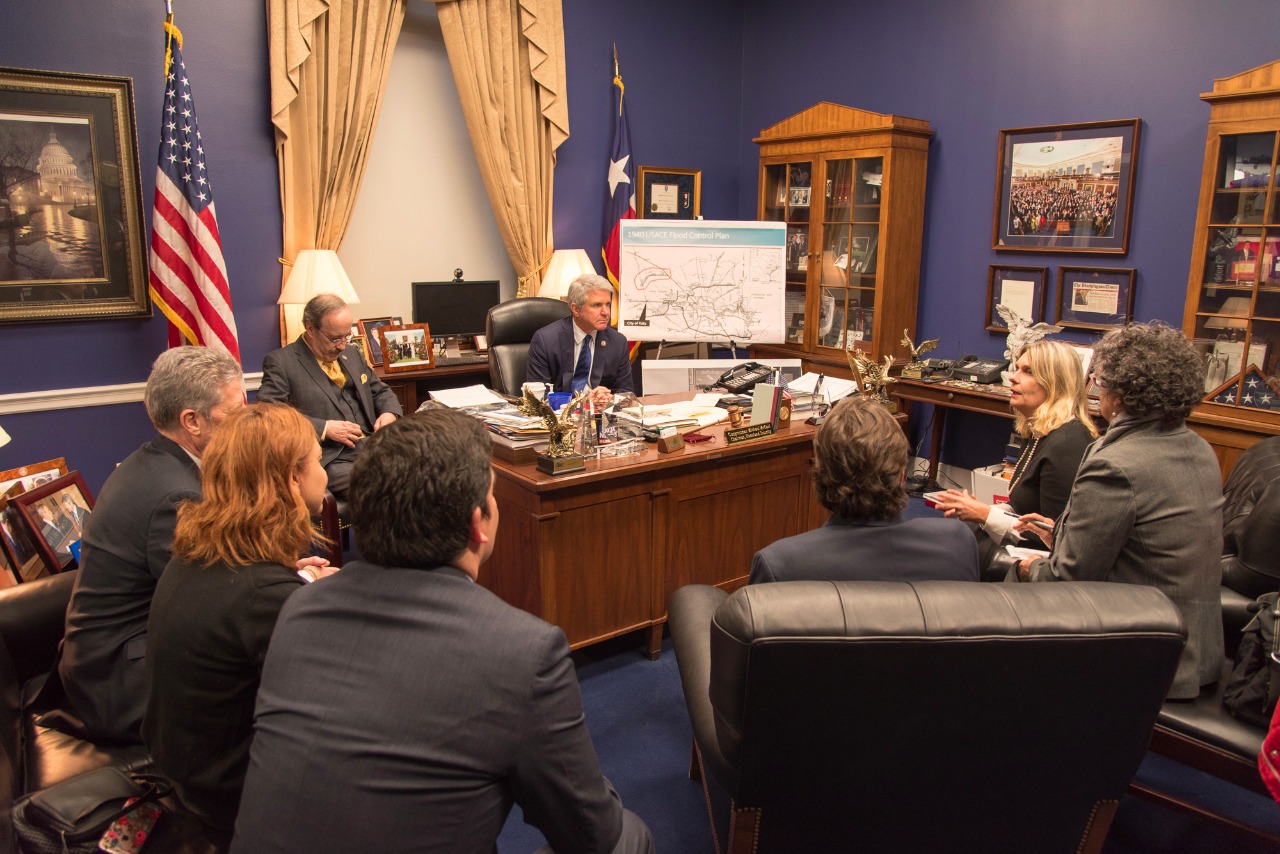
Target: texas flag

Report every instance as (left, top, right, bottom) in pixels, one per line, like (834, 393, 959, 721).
(601, 61, 634, 337)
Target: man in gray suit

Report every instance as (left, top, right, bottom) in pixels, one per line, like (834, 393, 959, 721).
(56, 346, 245, 743)
(233, 410, 653, 854)
(258, 293, 402, 495)
(749, 396, 978, 585)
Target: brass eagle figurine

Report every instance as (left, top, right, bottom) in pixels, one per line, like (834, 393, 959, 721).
(846, 348, 896, 405)
(900, 329, 939, 371)
(517, 388, 586, 458)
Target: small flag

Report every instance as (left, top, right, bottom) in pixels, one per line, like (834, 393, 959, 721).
(147, 15, 240, 363)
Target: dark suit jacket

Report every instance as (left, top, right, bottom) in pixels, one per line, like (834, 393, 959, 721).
(232, 562, 626, 854)
(144, 557, 303, 833)
(57, 434, 201, 743)
(526, 317, 634, 394)
(258, 337, 403, 466)
(749, 515, 979, 585)
(1026, 415, 1224, 699)
(1003, 418, 1094, 547)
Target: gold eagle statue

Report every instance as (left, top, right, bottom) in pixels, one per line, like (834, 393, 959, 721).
(900, 329, 939, 370)
(846, 348, 896, 406)
(517, 388, 587, 458)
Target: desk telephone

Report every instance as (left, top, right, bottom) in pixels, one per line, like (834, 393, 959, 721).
(716, 361, 773, 393)
(951, 355, 1007, 385)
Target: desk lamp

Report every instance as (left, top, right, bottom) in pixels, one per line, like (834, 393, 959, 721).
(277, 249, 362, 344)
(538, 249, 596, 300)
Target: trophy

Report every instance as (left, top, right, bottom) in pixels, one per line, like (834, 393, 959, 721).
(518, 388, 588, 474)
(899, 329, 939, 379)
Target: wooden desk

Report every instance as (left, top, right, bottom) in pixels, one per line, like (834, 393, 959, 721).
(482, 408, 827, 657)
(891, 377, 1015, 487)
(375, 360, 489, 411)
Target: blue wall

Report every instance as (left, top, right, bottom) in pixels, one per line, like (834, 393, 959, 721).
(3, 0, 1280, 488)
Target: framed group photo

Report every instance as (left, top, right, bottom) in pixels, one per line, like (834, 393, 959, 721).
(1054, 266, 1136, 331)
(638, 166, 701, 220)
(992, 118, 1141, 254)
(986, 265, 1047, 332)
(377, 323, 435, 373)
(0, 67, 150, 323)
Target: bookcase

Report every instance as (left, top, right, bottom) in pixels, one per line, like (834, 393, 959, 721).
(1181, 59, 1280, 475)
(750, 102, 932, 373)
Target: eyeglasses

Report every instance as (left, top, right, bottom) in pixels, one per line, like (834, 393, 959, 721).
(312, 329, 352, 345)
(1089, 372, 1107, 391)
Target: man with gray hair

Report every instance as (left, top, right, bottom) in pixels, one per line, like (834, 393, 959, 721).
(259, 293, 401, 495)
(54, 346, 246, 743)
(527, 273, 633, 409)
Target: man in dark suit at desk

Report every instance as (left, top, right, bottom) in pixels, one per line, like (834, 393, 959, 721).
(527, 274, 633, 409)
(56, 346, 245, 743)
(233, 410, 653, 854)
(749, 396, 979, 584)
(258, 293, 402, 495)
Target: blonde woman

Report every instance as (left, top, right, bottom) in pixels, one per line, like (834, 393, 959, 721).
(933, 340, 1098, 576)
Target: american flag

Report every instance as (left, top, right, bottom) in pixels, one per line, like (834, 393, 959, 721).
(147, 20, 240, 362)
(601, 51, 635, 342)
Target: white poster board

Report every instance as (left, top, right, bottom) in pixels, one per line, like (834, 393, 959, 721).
(618, 220, 786, 344)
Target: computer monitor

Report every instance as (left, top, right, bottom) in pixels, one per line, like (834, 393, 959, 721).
(411, 280, 501, 339)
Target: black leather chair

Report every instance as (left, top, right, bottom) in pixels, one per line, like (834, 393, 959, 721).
(485, 297, 571, 397)
(1221, 436, 1280, 607)
(670, 580, 1185, 854)
(318, 490, 349, 567)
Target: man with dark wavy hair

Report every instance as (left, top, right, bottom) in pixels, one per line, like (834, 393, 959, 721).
(233, 410, 653, 854)
(749, 396, 978, 584)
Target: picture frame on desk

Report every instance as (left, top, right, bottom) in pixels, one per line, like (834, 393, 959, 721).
(0, 482, 47, 582)
(986, 265, 1047, 332)
(992, 119, 1140, 255)
(13, 471, 94, 572)
(0, 67, 150, 323)
(1054, 266, 1135, 331)
(358, 317, 394, 366)
(377, 322, 435, 373)
(0, 457, 68, 496)
(638, 166, 701, 220)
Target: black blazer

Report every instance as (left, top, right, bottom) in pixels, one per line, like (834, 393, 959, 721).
(258, 338, 403, 465)
(58, 434, 201, 743)
(1007, 419, 1094, 539)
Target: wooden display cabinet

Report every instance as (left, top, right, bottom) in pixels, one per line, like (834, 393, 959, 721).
(1182, 59, 1280, 476)
(751, 102, 932, 375)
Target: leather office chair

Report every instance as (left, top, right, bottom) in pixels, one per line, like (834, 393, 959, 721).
(485, 297, 571, 397)
(670, 580, 1185, 854)
(317, 490, 348, 568)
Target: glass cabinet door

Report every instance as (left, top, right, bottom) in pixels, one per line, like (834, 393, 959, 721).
(815, 156, 881, 352)
(764, 161, 813, 343)
(1196, 132, 1280, 412)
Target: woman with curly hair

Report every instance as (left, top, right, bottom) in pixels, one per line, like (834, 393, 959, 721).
(934, 339, 1098, 579)
(748, 395, 978, 584)
(1016, 323, 1224, 699)
(143, 403, 337, 843)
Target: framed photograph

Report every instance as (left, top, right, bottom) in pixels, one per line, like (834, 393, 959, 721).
(986, 265, 1048, 332)
(0, 67, 150, 323)
(13, 471, 93, 571)
(788, 186, 811, 208)
(377, 323, 435, 373)
(0, 456, 68, 495)
(1054, 266, 1136, 331)
(358, 317, 395, 367)
(0, 482, 47, 582)
(992, 119, 1141, 254)
(638, 166, 701, 220)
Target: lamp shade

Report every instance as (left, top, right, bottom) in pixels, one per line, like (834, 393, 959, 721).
(0, 424, 9, 450)
(278, 249, 361, 305)
(539, 249, 596, 299)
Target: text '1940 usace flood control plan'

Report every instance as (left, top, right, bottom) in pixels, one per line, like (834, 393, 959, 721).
(618, 220, 786, 344)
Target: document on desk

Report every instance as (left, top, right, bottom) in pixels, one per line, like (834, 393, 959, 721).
(617, 401, 729, 429)
(787, 372, 860, 402)
(430, 385, 508, 409)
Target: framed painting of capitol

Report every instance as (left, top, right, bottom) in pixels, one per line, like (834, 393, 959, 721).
(992, 119, 1140, 255)
(0, 67, 150, 323)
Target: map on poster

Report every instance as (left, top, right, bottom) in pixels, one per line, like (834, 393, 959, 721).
(617, 220, 786, 343)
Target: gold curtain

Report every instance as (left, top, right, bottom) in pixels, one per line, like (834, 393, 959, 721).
(433, 0, 570, 297)
(268, 0, 407, 341)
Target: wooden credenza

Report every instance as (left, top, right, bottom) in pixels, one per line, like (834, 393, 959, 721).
(481, 411, 827, 657)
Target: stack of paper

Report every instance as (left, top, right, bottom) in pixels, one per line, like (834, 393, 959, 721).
(616, 401, 729, 430)
(785, 372, 861, 403)
(430, 385, 509, 409)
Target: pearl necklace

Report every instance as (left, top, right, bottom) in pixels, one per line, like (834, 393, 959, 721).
(1008, 435, 1041, 495)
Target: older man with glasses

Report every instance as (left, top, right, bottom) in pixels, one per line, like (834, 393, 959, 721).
(259, 293, 402, 496)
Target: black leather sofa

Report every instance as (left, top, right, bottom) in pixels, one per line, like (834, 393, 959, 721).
(670, 579, 1186, 854)
(0, 572, 217, 853)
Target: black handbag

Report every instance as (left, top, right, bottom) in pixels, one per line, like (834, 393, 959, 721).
(11, 766, 171, 854)
(1224, 591, 1280, 727)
